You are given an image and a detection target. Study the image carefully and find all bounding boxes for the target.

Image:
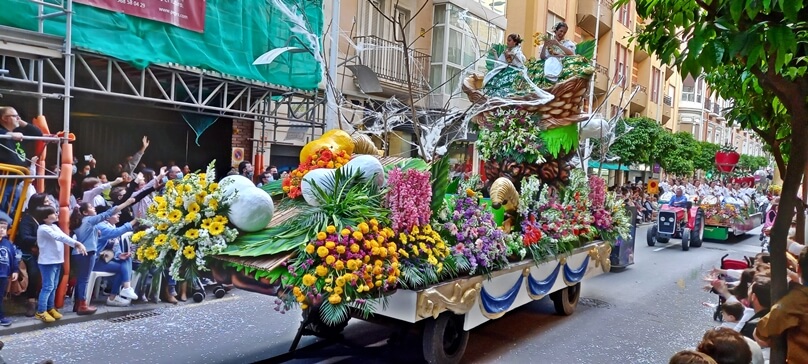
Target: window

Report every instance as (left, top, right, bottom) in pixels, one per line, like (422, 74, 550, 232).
(618, 3, 631, 27)
(682, 86, 695, 102)
(547, 11, 564, 33)
(614, 42, 629, 87)
(393, 6, 411, 40)
(363, 0, 386, 37)
(651, 67, 661, 103)
(430, 4, 504, 94)
(707, 126, 713, 143)
(696, 77, 704, 103)
(611, 104, 624, 119)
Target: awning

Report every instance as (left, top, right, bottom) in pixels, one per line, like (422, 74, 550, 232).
(588, 161, 629, 171)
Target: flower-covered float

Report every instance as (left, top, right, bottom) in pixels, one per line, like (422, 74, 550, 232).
(699, 194, 763, 241)
(190, 38, 632, 363)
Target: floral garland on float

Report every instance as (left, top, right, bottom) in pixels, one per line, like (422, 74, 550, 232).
(700, 202, 744, 226)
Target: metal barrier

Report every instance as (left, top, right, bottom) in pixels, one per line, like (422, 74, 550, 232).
(0, 164, 33, 240)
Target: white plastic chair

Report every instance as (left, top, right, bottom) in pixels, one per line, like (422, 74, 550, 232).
(86, 271, 116, 302)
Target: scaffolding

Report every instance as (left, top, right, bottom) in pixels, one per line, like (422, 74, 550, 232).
(0, 0, 327, 308)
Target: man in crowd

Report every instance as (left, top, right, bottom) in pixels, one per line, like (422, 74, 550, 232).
(0, 106, 43, 212)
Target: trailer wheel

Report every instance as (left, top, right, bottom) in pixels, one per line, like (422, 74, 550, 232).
(302, 307, 350, 339)
(422, 313, 469, 364)
(550, 282, 581, 316)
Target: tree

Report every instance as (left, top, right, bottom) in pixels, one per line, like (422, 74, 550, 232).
(654, 132, 697, 176)
(604, 117, 666, 169)
(622, 1, 808, 360)
(694, 141, 720, 173)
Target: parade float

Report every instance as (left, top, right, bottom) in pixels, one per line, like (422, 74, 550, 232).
(131, 38, 630, 363)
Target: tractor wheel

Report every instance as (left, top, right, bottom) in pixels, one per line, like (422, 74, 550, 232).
(682, 228, 691, 251)
(422, 313, 469, 364)
(550, 283, 581, 316)
(690, 210, 705, 248)
(646, 225, 658, 247)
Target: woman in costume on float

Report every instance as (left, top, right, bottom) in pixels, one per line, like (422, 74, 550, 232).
(483, 33, 529, 97)
(540, 22, 578, 82)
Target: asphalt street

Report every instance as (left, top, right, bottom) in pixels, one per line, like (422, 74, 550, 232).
(0, 224, 767, 364)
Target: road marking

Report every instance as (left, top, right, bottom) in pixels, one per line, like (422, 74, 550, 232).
(653, 242, 682, 251)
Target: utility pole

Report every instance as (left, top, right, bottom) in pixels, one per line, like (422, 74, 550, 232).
(326, 0, 341, 130)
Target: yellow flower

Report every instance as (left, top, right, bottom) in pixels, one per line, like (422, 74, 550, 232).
(369, 218, 378, 227)
(145, 246, 158, 260)
(154, 234, 168, 246)
(333, 286, 343, 295)
(198, 173, 206, 180)
(325, 255, 336, 265)
(325, 241, 335, 250)
(156, 223, 169, 231)
(209, 222, 225, 236)
(213, 215, 228, 225)
(201, 218, 212, 230)
(336, 246, 346, 254)
(328, 294, 342, 305)
(411, 225, 420, 235)
(156, 211, 168, 219)
(208, 183, 219, 191)
(352, 231, 363, 240)
(207, 199, 219, 210)
(316, 246, 329, 258)
(183, 245, 196, 260)
(184, 211, 198, 223)
(184, 229, 200, 240)
(174, 198, 183, 207)
(300, 303, 309, 310)
(326, 225, 336, 234)
(334, 260, 345, 270)
(315, 265, 328, 277)
(131, 231, 147, 243)
(168, 238, 178, 250)
(341, 229, 351, 237)
(346, 260, 358, 271)
(305, 244, 315, 254)
(350, 244, 360, 253)
(188, 202, 201, 213)
(466, 188, 475, 197)
(136, 246, 145, 261)
(358, 222, 370, 234)
(302, 274, 316, 286)
(168, 210, 183, 223)
(165, 180, 174, 190)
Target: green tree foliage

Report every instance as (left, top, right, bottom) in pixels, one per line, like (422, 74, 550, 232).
(737, 154, 769, 172)
(606, 117, 665, 167)
(621, 1, 808, 358)
(694, 141, 720, 172)
(654, 132, 698, 176)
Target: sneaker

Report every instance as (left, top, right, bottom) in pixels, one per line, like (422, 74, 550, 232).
(47, 309, 63, 320)
(107, 296, 131, 307)
(119, 287, 139, 300)
(0, 318, 11, 327)
(34, 311, 55, 323)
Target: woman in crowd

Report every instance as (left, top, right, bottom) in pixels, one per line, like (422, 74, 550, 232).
(70, 198, 137, 314)
(14, 193, 51, 317)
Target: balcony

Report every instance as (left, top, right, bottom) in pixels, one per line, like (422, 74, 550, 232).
(629, 83, 648, 112)
(594, 63, 609, 93)
(577, 0, 613, 38)
(0, 25, 64, 59)
(662, 95, 672, 124)
(353, 35, 431, 91)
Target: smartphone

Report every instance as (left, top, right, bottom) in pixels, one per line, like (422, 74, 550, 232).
(84, 154, 93, 162)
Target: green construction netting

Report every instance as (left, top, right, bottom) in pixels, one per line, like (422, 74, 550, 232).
(0, 0, 323, 90)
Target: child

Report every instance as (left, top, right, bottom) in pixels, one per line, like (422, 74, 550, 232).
(34, 205, 87, 323)
(0, 220, 19, 326)
(719, 301, 746, 330)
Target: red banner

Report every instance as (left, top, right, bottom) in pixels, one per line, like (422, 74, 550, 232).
(75, 0, 206, 33)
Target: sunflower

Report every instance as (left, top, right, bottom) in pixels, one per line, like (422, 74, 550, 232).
(209, 222, 225, 236)
(145, 246, 158, 260)
(168, 210, 183, 223)
(188, 202, 201, 214)
(184, 229, 200, 240)
(213, 215, 228, 225)
(170, 238, 179, 250)
(183, 245, 196, 260)
(154, 234, 168, 246)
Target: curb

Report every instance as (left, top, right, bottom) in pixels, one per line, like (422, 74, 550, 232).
(0, 305, 163, 336)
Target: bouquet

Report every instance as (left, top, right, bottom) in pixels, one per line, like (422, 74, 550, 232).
(393, 224, 453, 288)
(282, 147, 351, 198)
(285, 220, 400, 326)
(476, 109, 548, 165)
(385, 168, 432, 233)
(442, 190, 509, 275)
(135, 162, 238, 281)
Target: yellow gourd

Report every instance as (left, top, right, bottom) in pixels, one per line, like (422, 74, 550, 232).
(299, 129, 356, 164)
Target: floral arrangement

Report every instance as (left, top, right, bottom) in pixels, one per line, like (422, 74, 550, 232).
(385, 168, 432, 233)
(587, 174, 630, 243)
(768, 184, 782, 196)
(475, 109, 548, 165)
(701, 203, 743, 225)
(282, 147, 351, 198)
(442, 190, 509, 275)
(135, 162, 238, 281)
(393, 224, 453, 288)
(719, 143, 738, 153)
(503, 232, 526, 260)
(285, 220, 400, 325)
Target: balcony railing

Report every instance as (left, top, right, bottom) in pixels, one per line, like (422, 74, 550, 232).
(353, 35, 431, 88)
(632, 83, 647, 94)
(663, 95, 672, 106)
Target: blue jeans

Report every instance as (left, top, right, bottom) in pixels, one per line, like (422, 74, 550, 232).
(37, 263, 62, 313)
(94, 257, 131, 295)
(0, 277, 7, 319)
(72, 251, 96, 302)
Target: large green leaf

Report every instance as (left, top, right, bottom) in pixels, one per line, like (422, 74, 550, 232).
(430, 157, 450, 216)
(383, 158, 430, 173)
(575, 39, 596, 59)
(261, 180, 284, 196)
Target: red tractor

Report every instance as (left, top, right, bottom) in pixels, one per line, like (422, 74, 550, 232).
(647, 201, 705, 251)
